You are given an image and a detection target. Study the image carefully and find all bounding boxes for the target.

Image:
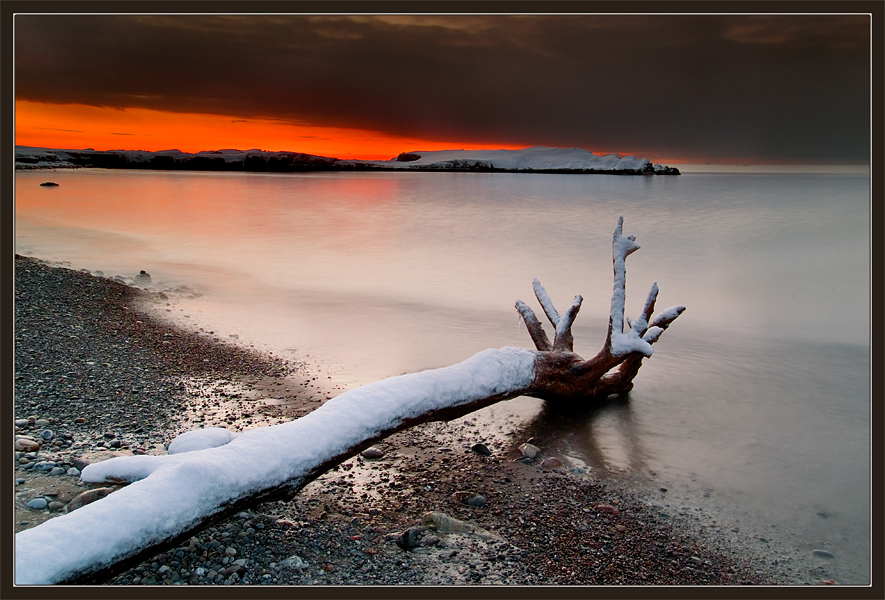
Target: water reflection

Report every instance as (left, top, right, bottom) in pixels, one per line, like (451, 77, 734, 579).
(512, 394, 648, 477)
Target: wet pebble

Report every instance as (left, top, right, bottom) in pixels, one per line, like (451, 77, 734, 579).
(540, 457, 563, 469)
(812, 549, 835, 559)
(518, 443, 540, 459)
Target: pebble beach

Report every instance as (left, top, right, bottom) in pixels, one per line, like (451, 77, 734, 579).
(14, 255, 834, 588)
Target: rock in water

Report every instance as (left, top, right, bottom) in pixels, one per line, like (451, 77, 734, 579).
(39, 182, 59, 187)
(133, 270, 152, 284)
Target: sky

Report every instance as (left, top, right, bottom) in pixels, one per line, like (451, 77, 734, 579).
(14, 13, 871, 164)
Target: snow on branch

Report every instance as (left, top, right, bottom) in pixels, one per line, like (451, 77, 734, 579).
(16, 217, 684, 585)
(16, 348, 537, 584)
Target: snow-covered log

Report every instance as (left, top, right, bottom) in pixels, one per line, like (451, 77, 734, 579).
(14, 217, 684, 585)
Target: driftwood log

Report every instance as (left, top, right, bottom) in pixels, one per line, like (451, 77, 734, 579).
(15, 217, 684, 585)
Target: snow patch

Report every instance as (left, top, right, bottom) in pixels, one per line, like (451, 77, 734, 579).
(15, 347, 537, 584)
(167, 427, 239, 454)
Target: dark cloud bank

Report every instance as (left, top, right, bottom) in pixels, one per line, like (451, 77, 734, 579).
(15, 14, 871, 163)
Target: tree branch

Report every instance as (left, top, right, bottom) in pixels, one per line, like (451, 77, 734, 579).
(15, 217, 684, 585)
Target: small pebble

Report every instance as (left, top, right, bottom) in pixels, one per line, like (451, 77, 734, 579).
(361, 447, 385, 459)
(27, 498, 48, 510)
(518, 443, 540, 459)
(471, 443, 492, 456)
(540, 457, 563, 469)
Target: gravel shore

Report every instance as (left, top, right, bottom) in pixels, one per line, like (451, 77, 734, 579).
(14, 256, 814, 588)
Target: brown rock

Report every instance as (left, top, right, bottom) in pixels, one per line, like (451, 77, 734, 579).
(594, 504, 620, 516)
(540, 457, 563, 469)
(14, 437, 41, 452)
(66, 487, 115, 512)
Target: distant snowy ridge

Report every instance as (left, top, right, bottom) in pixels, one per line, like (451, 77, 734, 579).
(15, 145, 679, 174)
(356, 147, 679, 174)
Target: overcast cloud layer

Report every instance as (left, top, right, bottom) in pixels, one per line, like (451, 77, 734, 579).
(15, 14, 871, 162)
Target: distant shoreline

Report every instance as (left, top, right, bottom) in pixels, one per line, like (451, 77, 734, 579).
(14, 145, 681, 176)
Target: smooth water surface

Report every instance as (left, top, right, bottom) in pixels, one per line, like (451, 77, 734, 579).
(15, 168, 870, 582)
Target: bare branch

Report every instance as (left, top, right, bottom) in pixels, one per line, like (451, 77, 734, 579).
(515, 300, 553, 351)
(649, 305, 686, 330)
(532, 278, 560, 326)
(553, 295, 582, 352)
(17, 217, 685, 584)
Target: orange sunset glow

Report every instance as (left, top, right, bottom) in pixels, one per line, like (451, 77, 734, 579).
(15, 100, 529, 160)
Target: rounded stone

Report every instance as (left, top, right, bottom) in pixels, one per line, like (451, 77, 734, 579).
(541, 457, 564, 469)
(40, 429, 55, 441)
(361, 447, 385, 459)
(471, 443, 492, 456)
(27, 498, 49, 510)
(467, 495, 487, 507)
(14, 438, 41, 452)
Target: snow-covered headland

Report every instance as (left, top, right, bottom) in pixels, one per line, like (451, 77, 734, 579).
(15, 145, 680, 175)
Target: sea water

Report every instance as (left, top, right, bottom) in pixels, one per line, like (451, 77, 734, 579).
(14, 167, 870, 583)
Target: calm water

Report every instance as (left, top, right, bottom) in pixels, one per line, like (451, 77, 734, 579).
(15, 168, 870, 583)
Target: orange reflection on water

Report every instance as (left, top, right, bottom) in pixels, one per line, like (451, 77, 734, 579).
(15, 170, 405, 260)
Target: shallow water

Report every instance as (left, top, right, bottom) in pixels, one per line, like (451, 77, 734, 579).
(15, 167, 870, 583)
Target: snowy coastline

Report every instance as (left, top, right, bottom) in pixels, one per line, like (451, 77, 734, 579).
(14, 145, 680, 175)
(13, 257, 817, 587)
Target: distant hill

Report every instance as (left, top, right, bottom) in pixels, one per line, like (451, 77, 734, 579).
(15, 146, 679, 175)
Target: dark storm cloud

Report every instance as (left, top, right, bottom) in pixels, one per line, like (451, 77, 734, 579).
(14, 14, 870, 162)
